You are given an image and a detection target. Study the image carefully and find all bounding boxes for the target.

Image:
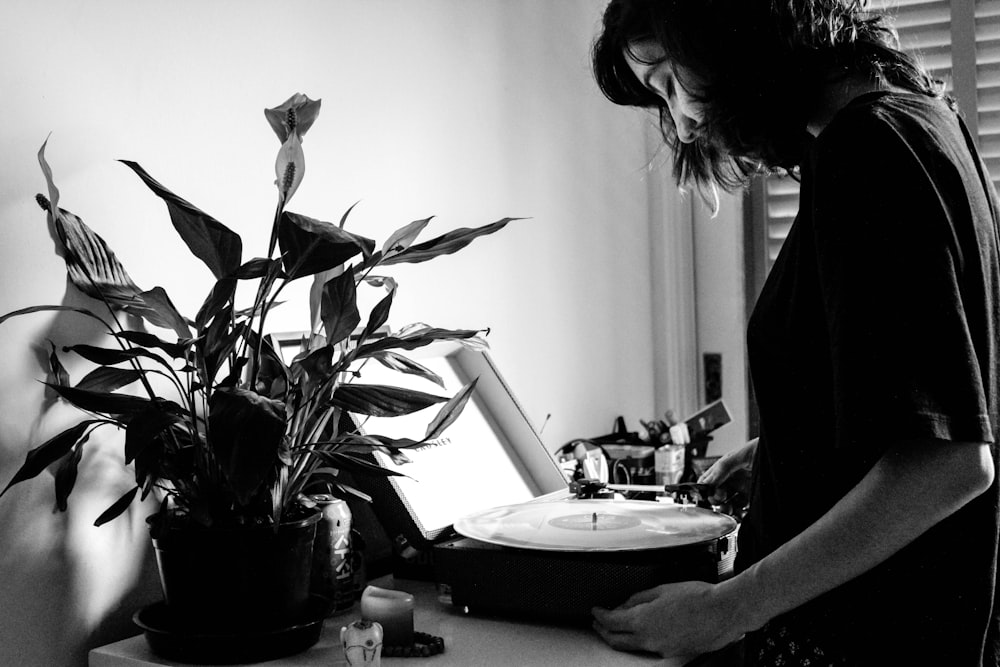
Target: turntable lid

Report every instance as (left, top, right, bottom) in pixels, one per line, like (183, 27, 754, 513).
(453, 499, 737, 552)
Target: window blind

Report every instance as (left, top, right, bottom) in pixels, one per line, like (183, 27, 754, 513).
(978, 0, 1000, 190)
(750, 0, 998, 275)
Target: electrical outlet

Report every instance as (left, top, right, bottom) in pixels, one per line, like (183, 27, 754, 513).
(703, 353, 722, 403)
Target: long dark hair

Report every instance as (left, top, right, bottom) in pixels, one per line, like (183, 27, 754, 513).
(592, 0, 946, 191)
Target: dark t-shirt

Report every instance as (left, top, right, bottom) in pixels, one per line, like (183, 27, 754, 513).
(741, 91, 1000, 666)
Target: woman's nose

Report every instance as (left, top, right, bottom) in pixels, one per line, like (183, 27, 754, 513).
(666, 99, 701, 143)
(674, 114, 701, 144)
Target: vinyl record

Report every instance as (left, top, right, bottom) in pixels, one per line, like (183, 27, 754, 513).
(453, 499, 737, 552)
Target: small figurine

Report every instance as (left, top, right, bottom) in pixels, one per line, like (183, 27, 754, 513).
(341, 619, 383, 667)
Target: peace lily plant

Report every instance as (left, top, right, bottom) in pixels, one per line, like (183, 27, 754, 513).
(0, 93, 514, 532)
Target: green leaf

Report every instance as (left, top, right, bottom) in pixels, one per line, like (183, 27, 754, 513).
(338, 201, 362, 231)
(46, 340, 70, 387)
(357, 291, 394, 346)
(333, 483, 373, 502)
(249, 330, 290, 398)
(332, 433, 420, 450)
(200, 309, 246, 384)
(53, 442, 85, 512)
(112, 331, 187, 359)
(0, 304, 111, 330)
(355, 327, 485, 358)
(54, 207, 144, 302)
(63, 344, 168, 367)
(363, 275, 398, 292)
(208, 388, 287, 506)
(371, 351, 445, 388)
(278, 211, 375, 280)
(126, 287, 192, 339)
(377, 217, 520, 267)
(39, 142, 145, 306)
(93, 486, 139, 527)
(120, 160, 243, 279)
(233, 257, 278, 280)
(75, 367, 146, 393)
(0, 420, 100, 498)
(425, 377, 478, 440)
(126, 407, 182, 496)
(44, 383, 159, 417)
(314, 451, 407, 478)
(293, 344, 335, 383)
(125, 405, 180, 465)
(195, 278, 237, 332)
(37, 137, 63, 224)
(331, 384, 447, 417)
(320, 269, 361, 347)
(381, 217, 431, 259)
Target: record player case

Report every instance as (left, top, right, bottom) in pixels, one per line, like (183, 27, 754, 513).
(433, 527, 737, 623)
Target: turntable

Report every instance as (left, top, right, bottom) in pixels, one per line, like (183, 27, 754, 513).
(434, 497, 737, 622)
(348, 341, 739, 622)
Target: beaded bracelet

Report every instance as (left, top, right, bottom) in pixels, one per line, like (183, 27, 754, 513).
(381, 632, 445, 658)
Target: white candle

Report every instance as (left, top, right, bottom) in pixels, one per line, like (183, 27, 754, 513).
(360, 585, 414, 647)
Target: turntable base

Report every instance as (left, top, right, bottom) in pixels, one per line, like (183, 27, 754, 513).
(433, 531, 736, 623)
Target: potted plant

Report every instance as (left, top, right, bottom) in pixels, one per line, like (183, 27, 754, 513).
(0, 93, 514, 659)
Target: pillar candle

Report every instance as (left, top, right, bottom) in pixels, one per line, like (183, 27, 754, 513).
(360, 585, 414, 647)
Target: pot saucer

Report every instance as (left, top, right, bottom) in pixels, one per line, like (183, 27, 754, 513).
(133, 595, 328, 664)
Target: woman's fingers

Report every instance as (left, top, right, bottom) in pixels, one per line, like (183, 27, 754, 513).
(592, 621, 641, 652)
(621, 586, 666, 607)
(698, 457, 731, 485)
(592, 605, 636, 632)
(699, 439, 758, 485)
(593, 607, 649, 652)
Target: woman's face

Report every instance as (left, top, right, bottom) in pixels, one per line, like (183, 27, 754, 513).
(624, 39, 706, 144)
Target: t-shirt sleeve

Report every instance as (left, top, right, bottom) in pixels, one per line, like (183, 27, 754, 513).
(809, 111, 994, 449)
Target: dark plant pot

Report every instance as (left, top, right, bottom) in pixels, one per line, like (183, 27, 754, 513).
(150, 509, 322, 633)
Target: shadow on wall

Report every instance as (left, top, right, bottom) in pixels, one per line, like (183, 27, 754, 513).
(0, 278, 162, 666)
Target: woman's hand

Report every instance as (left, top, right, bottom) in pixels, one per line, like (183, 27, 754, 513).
(592, 580, 744, 659)
(697, 438, 756, 516)
(698, 437, 757, 487)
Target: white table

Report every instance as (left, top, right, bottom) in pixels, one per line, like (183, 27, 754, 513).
(89, 577, 684, 667)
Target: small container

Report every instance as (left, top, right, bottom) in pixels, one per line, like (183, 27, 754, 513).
(309, 494, 355, 614)
(655, 443, 686, 485)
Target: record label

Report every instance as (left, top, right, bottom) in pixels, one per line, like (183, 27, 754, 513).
(453, 499, 737, 552)
(549, 512, 641, 532)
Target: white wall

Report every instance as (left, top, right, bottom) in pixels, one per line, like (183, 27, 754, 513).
(693, 192, 749, 457)
(0, 1, 723, 664)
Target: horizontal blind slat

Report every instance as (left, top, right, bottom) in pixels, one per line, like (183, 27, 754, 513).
(978, 64, 1000, 89)
(980, 108, 1000, 132)
(978, 41, 1000, 65)
(980, 85, 1000, 111)
(977, 13, 1000, 41)
(975, 0, 1000, 19)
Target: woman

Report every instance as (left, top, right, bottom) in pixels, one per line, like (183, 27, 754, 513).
(591, 1, 1000, 665)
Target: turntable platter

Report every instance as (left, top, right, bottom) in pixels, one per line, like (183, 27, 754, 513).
(453, 499, 737, 552)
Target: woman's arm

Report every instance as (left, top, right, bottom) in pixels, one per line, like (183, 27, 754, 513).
(592, 439, 994, 657)
(730, 439, 993, 629)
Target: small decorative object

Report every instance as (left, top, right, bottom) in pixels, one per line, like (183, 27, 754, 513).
(380, 632, 446, 658)
(341, 619, 383, 667)
(0, 92, 516, 663)
(308, 493, 355, 614)
(360, 585, 414, 647)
